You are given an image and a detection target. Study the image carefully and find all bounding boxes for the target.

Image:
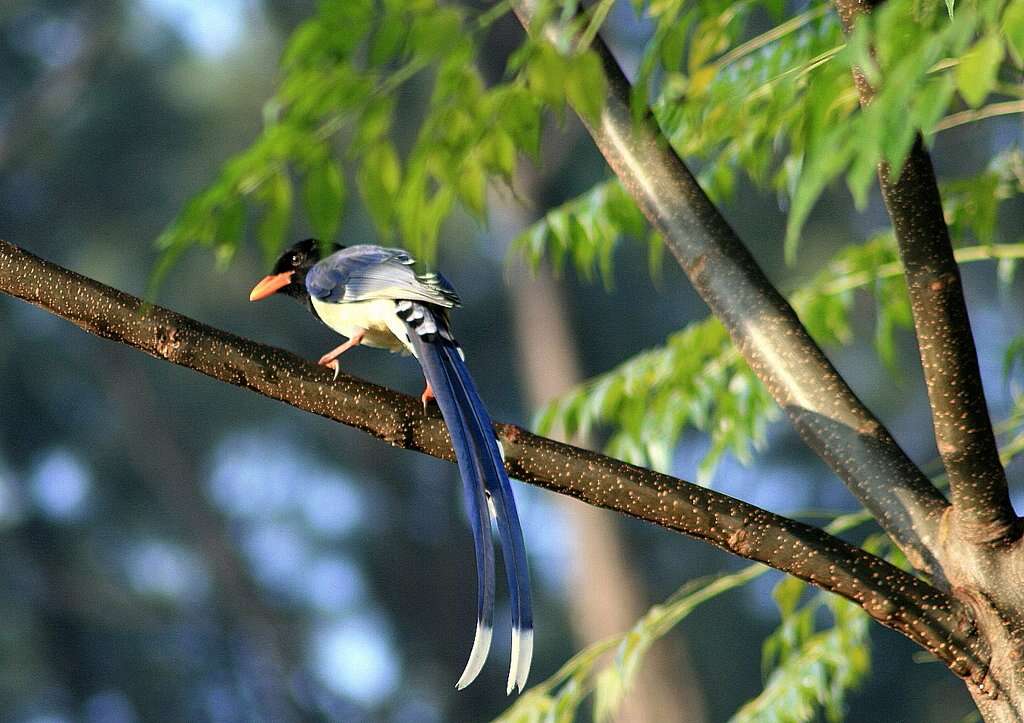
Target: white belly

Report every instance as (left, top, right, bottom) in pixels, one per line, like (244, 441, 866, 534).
(310, 297, 411, 353)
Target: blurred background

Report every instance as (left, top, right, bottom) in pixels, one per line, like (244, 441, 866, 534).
(1, 1, 1020, 721)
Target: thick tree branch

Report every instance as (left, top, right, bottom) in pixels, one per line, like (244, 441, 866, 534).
(0, 239, 993, 691)
(510, 1, 948, 574)
(833, 0, 1018, 544)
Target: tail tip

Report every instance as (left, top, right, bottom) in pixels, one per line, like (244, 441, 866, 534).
(455, 622, 493, 691)
(506, 626, 534, 695)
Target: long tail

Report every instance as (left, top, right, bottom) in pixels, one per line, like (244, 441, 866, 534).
(406, 322, 533, 694)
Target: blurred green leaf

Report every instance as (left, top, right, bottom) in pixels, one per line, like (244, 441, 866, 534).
(567, 50, 607, 124)
(1004, 336, 1024, 380)
(303, 157, 346, 241)
(457, 156, 488, 219)
(527, 42, 569, 111)
(258, 171, 293, 263)
(1004, 0, 1024, 62)
(358, 141, 402, 236)
(215, 199, 246, 251)
(956, 34, 1004, 108)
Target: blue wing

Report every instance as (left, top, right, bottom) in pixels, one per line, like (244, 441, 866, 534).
(305, 245, 460, 307)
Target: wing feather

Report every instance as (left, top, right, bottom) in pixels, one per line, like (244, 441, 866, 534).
(305, 245, 461, 307)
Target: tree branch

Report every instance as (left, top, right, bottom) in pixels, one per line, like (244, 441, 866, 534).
(0, 239, 992, 691)
(509, 0, 948, 574)
(832, 0, 1019, 544)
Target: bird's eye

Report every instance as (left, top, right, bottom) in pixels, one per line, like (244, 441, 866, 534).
(289, 253, 302, 267)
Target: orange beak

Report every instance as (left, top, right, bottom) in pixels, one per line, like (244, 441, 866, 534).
(249, 271, 294, 301)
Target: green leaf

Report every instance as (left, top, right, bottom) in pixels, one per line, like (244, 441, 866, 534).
(1004, 0, 1024, 64)
(566, 50, 607, 124)
(353, 96, 395, 152)
(956, 34, 1004, 108)
(527, 43, 568, 112)
(369, 1, 406, 65)
(946, 0, 955, 18)
(913, 75, 957, 136)
(457, 156, 487, 219)
(303, 157, 346, 240)
(772, 576, 807, 618)
(1004, 337, 1024, 380)
(483, 129, 518, 178)
(409, 7, 463, 60)
(258, 172, 293, 263)
(215, 199, 246, 250)
(358, 141, 402, 236)
(498, 86, 542, 158)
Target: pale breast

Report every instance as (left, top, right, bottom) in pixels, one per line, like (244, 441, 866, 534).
(310, 297, 409, 353)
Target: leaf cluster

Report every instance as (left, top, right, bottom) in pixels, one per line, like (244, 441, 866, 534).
(491, 508, 877, 723)
(152, 0, 625, 284)
(733, 577, 870, 723)
(634, 0, 1024, 259)
(526, 148, 1024, 480)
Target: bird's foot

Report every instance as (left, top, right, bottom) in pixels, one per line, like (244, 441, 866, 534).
(316, 332, 365, 381)
(421, 383, 435, 411)
(319, 357, 341, 380)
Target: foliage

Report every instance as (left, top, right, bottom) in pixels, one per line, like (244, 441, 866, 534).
(732, 587, 870, 723)
(493, 565, 767, 723)
(146, 0, 1024, 719)
(491, 510, 873, 723)
(640, 0, 1024, 260)
(156, 0, 1024, 281)
(151, 0, 623, 288)
(514, 179, 664, 287)
(533, 235, 1024, 480)
(527, 148, 1024, 479)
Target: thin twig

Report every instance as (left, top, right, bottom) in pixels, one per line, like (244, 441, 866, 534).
(935, 101, 1024, 133)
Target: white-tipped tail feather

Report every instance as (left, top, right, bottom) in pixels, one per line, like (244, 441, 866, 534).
(456, 623, 494, 690)
(403, 310, 532, 695)
(506, 626, 534, 694)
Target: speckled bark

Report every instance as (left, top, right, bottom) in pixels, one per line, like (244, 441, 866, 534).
(832, 0, 1024, 717)
(0, 239, 994, 691)
(834, 0, 1017, 548)
(879, 141, 1017, 542)
(510, 0, 947, 577)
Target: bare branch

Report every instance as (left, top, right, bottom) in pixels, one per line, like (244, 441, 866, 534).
(0, 239, 992, 690)
(509, 0, 948, 573)
(833, 0, 1019, 544)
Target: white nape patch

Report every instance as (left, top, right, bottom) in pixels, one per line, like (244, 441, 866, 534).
(456, 622, 493, 690)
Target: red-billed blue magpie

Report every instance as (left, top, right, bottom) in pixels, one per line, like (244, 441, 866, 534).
(249, 239, 533, 693)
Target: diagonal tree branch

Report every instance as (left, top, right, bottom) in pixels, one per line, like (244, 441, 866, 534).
(832, 0, 1019, 544)
(510, 0, 948, 574)
(0, 239, 994, 692)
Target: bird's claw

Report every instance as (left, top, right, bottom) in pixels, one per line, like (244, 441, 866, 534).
(319, 358, 340, 380)
(420, 384, 435, 412)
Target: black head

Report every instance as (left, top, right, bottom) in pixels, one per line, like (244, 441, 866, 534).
(250, 238, 342, 301)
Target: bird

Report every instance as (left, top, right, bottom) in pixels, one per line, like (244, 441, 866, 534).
(249, 239, 533, 693)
